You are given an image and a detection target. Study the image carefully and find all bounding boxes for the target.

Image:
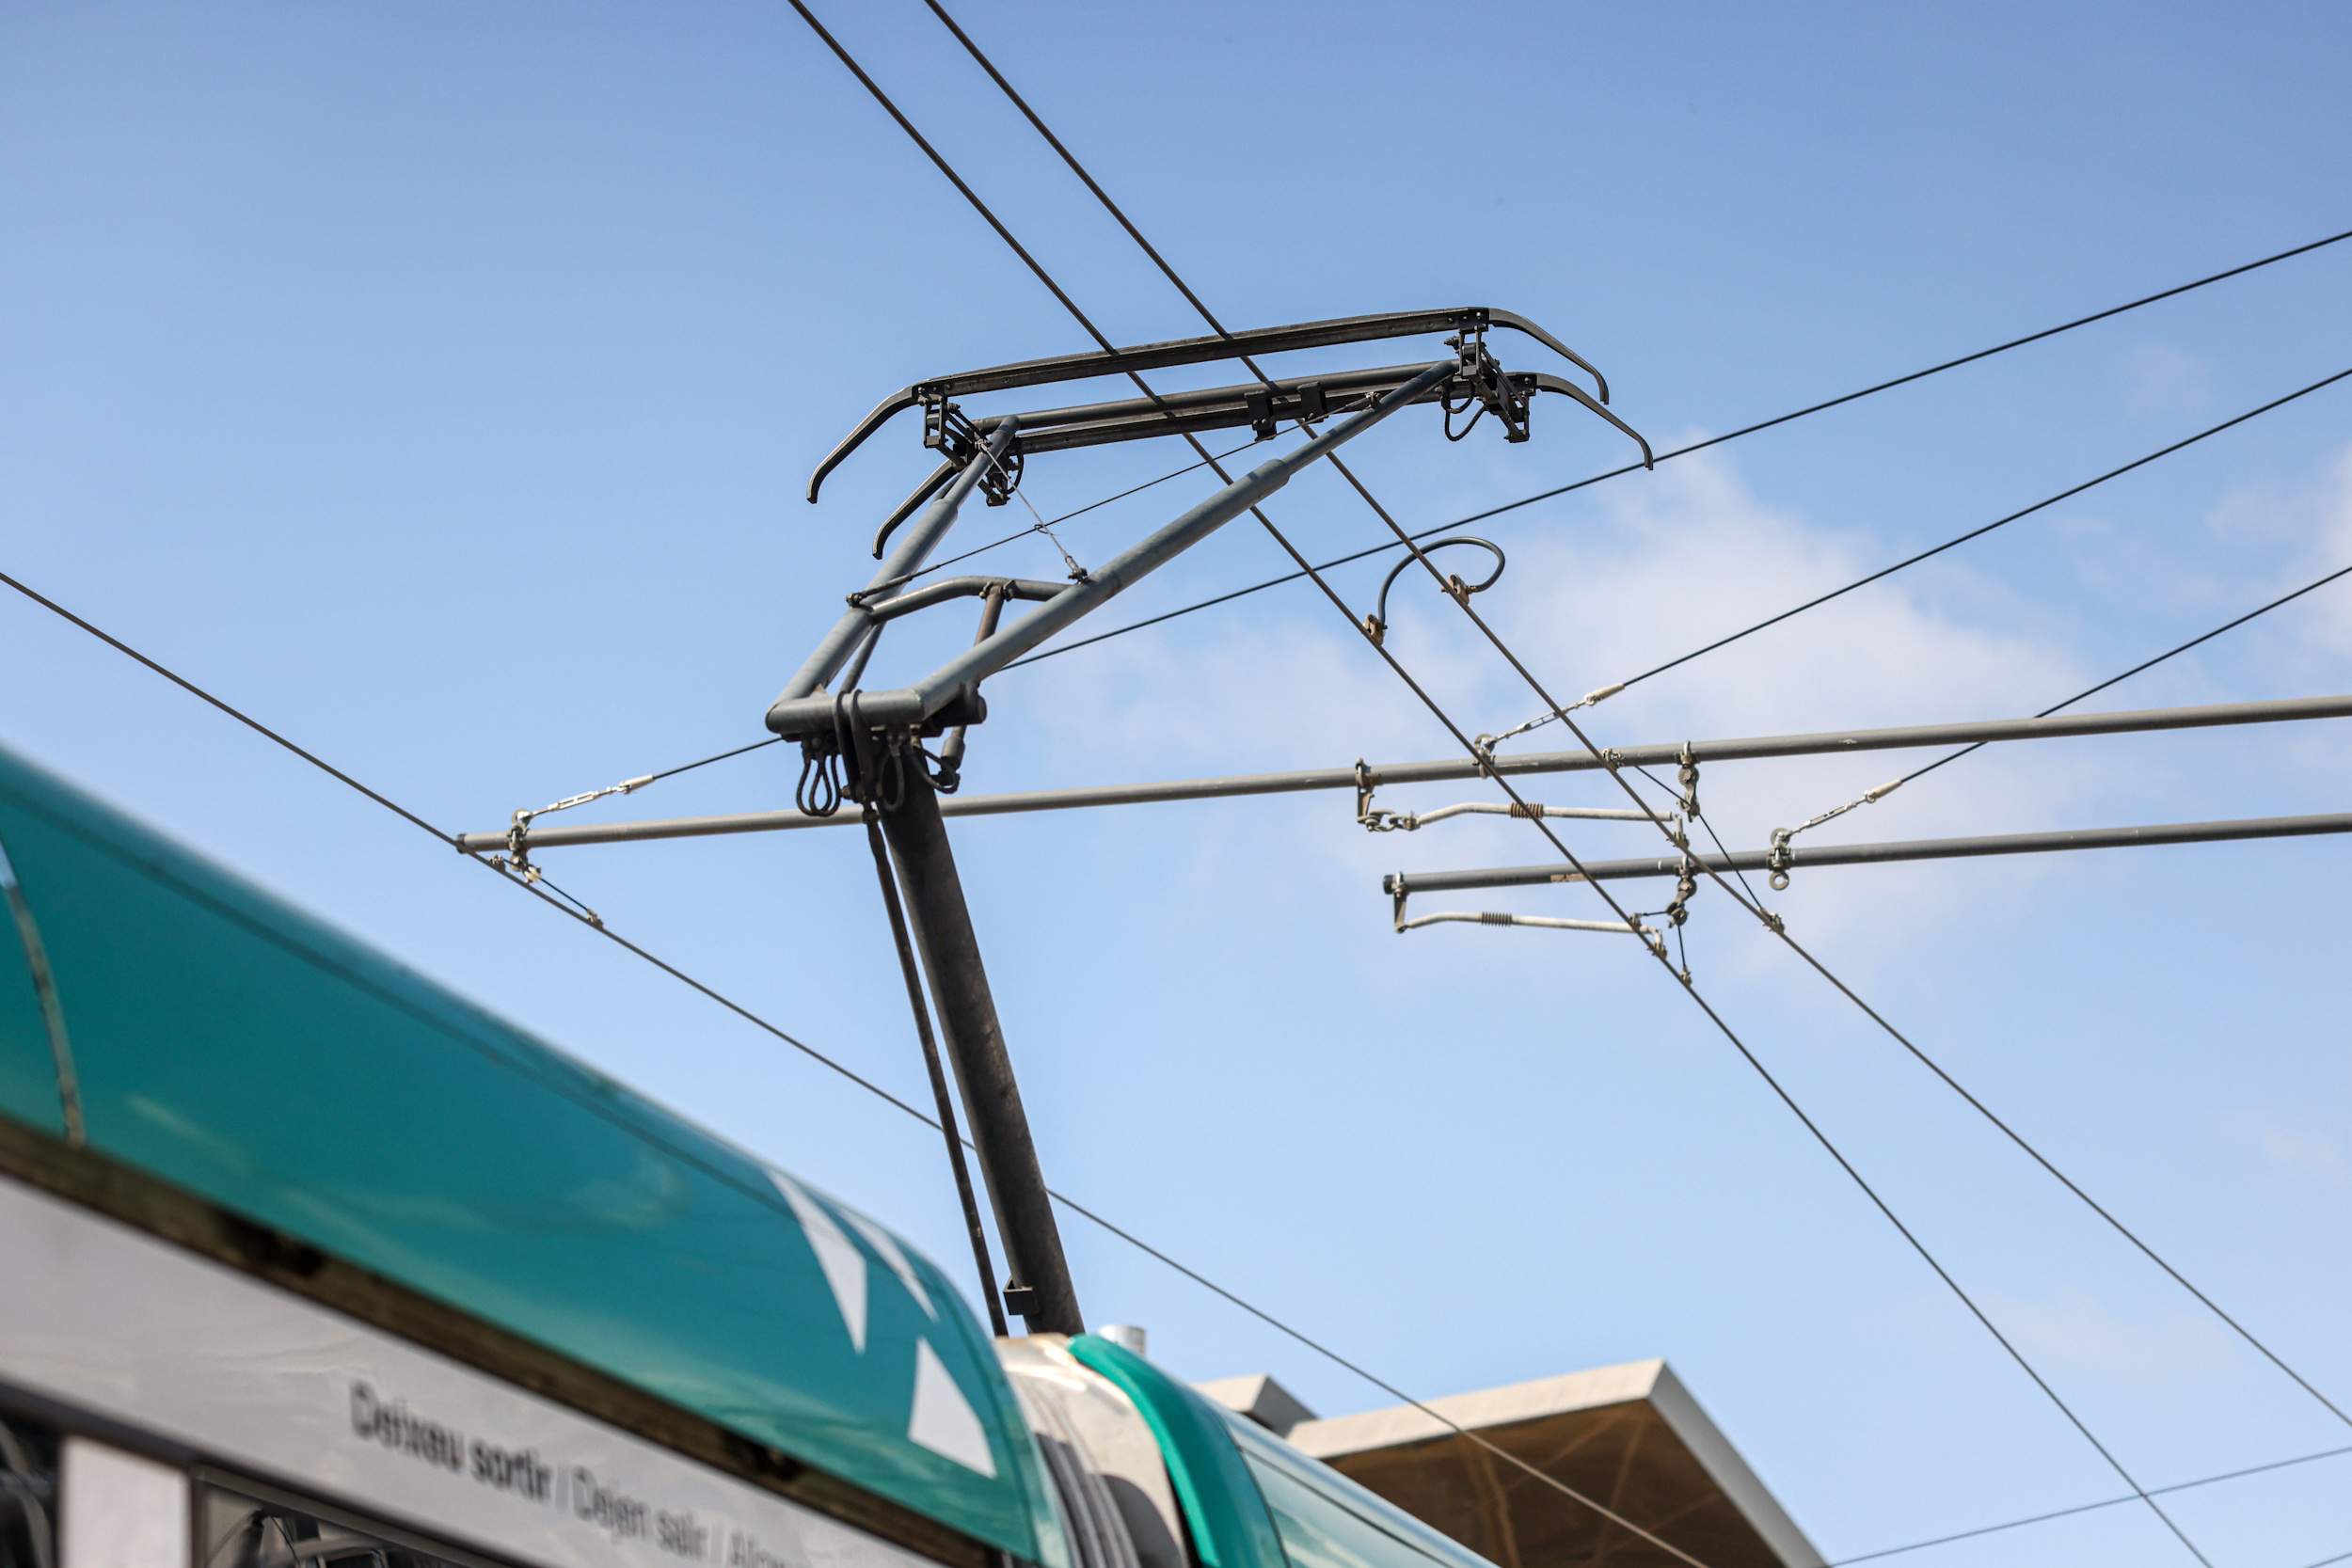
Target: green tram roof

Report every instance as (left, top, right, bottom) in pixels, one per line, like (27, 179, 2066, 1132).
(0, 745, 1063, 1564)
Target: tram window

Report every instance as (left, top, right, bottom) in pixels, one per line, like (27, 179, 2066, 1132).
(198, 1485, 501, 1568)
(0, 1417, 57, 1568)
(1227, 1418, 1478, 1568)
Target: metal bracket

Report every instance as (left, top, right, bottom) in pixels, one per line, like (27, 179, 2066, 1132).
(1356, 760, 1406, 832)
(808, 305, 1646, 502)
(1767, 827, 1794, 891)
(1443, 330, 1534, 444)
(928, 404, 1021, 507)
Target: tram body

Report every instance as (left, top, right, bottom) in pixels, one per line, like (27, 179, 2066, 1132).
(0, 746, 1504, 1568)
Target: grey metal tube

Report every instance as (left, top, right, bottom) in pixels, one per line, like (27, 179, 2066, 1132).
(864, 575, 1063, 625)
(771, 419, 1020, 706)
(457, 693, 2352, 853)
(876, 767, 1083, 1335)
(1396, 911, 1653, 935)
(766, 361, 1455, 739)
(1381, 811, 2352, 895)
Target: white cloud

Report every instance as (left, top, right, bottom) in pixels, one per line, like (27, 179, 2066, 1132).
(1027, 442, 2116, 959)
(2224, 1110, 2352, 1194)
(2120, 342, 2217, 420)
(2202, 439, 2352, 662)
(1986, 1284, 2232, 1380)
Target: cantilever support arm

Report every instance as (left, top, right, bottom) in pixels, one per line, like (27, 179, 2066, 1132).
(870, 459, 958, 560)
(806, 306, 1616, 499)
(769, 360, 1457, 739)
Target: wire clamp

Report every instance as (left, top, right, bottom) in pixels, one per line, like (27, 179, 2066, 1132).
(1786, 777, 1907, 844)
(1364, 537, 1505, 651)
(1766, 827, 1794, 892)
(501, 812, 541, 886)
(1666, 862, 1697, 928)
(1439, 330, 1532, 444)
(797, 729, 847, 819)
(1677, 743, 1702, 819)
(1355, 760, 1405, 832)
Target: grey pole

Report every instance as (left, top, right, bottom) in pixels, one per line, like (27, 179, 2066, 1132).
(1381, 810, 2352, 895)
(458, 693, 2352, 853)
(872, 760, 1084, 1336)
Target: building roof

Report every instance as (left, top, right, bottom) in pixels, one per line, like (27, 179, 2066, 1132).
(1277, 1359, 1820, 1568)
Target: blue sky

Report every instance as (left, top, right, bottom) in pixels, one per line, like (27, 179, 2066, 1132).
(7, 3, 2352, 1564)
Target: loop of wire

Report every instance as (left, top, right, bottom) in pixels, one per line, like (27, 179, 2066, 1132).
(916, 741, 961, 794)
(1441, 386, 1487, 443)
(795, 743, 844, 818)
(1361, 536, 1506, 646)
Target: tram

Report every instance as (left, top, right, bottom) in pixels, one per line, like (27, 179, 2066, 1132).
(0, 743, 1504, 1568)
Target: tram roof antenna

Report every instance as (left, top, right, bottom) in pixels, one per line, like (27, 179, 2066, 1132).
(806, 305, 1634, 501)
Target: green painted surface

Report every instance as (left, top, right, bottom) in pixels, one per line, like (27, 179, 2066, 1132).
(0, 837, 64, 1134)
(0, 745, 1059, 1562)
(1070, 1335, 1504, 1568)
(1068, 1334, 1286, 1568)
(1222, 1411, 1501, 1568)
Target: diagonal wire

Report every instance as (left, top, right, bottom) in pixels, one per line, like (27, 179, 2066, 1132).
(1000, 224, 2352, 673)
(862, 806, 1007, 1337)
(1828, 1439, 2352, 1565)
(645, 735, 785, 784)
(1613, 365, 2352, 691)
(1481, 367, 2352, 750)
(821, 5, 2228, 1560)
(876, 434, 1266, 594)
(1896, 561, 2352, 794)
(1778, 560, 2352, 845)
(500, 440, 1279, 808)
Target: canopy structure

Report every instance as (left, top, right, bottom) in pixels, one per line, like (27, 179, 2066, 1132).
(1206, 1360, 1820, 1568)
